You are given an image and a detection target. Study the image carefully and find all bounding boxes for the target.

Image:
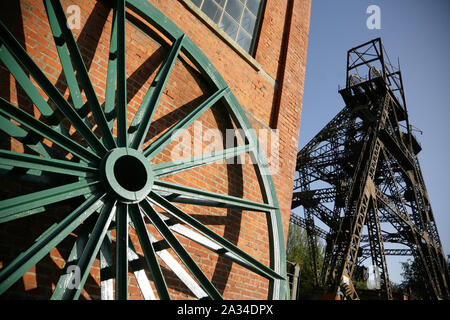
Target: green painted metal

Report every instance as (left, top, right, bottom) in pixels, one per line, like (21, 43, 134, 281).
(0, 0, 287, 300)
(0, 115, 52, 159)
(50, 229, 89, 300)
(104, 0, 119, 129)
(101, 147, 154, 203)
(44, 0, 84, 111)
(0, 193, 105, 295)
(148, 192, 283, 281)
(0, 150, 97, 177)
(143, 86, 230, 159)
(0, 20, 107, 156)
(129, 34, 185, 150)
(115, 202, 129, 300)
(63, 200, 115, 300)
(47, 0, 116, 150)
(140, 199, 223, 300)
(153, 144, 252, 177)
(0, 45, 54, 118)
(0, 180, 100, 223)
(129, 205, 170, 299)
(0, 42, 85, 149)
(116, 0, 128, 148)
(0, 97, 100, 163)
(153, 180, 276, 212)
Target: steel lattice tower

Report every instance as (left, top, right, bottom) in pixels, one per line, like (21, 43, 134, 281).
(291, 38, 450, 300)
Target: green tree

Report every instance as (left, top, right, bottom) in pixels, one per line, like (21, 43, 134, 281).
(399, 258, 428, 300)
(390, 281, 403, 295)
(286, 223, 325, 299)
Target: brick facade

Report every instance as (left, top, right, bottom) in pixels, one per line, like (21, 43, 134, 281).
(0, 0, 310, 300)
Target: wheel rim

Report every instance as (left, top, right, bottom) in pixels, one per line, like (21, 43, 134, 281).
(0, 0, 286, 300)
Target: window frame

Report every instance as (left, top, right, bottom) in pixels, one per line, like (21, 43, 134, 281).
(190, 0, 265, 56)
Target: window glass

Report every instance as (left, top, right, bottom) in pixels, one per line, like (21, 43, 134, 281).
(246, 0, 261, 15)
(219, 13, 239, 40)
(201, 0, 222, 23)
(241, 8, 256, 35)
(225, 0, 244, 22)
(237, 29, 252, 52)
(191, 0, 265, 54)
(215, 0, 226, 7)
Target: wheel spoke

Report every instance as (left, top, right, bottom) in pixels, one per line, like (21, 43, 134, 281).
(182, 221, 281, 280)
(153, 212, 284, 280)
(0, 42, 89, 145)
(0, 192, 105, 295)
(0, 97, 100, 163)
(0, 0, 287, 300)
(139, 199, 222, 300)
(115, 202, 129, 300)
(59, 199, 116, 300)
(51, 229, 89, 300)
(0, 20, 108, 155)
(46, 0, 116, 150)
(0, 180, 100, 223)
(100, 235, 114, 300)
(129, 205, 170, 299)
(153, 180, 275, 212)
(129, 34, 185, 150)
(0, 45, 54, 118)
(104, 0, 119, 130)
(0, 115, 52, 159)
(0, 150, 97, 177)
(115, 0, 127, 147)
(43, 0, 84, 111)
(153, 144, 252, 178)
(148, 192, 284, 281)
(143, 87, 230, 159)
(153, 244, 208, 299)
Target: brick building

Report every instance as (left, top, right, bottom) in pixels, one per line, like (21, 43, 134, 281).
(0, 0, 310, 300)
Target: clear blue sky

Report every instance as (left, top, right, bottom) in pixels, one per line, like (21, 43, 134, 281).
(298, 0, 450, 284)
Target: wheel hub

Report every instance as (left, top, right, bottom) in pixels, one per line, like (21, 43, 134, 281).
(101, 148, 154, 203)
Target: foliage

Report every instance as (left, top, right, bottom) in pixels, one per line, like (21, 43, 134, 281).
(399, 259, 429, 300)
(353, 280, 368, 290)
(390, 281, 403, 294)
(286, 223, 325, 299)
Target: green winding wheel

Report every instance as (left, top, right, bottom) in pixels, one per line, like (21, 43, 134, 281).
(0, 0, 286, 299)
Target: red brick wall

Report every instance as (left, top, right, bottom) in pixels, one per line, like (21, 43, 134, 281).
(0, 0, 310, 300)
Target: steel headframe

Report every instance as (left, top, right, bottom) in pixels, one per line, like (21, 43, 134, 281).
(291, 38, 450, 300)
